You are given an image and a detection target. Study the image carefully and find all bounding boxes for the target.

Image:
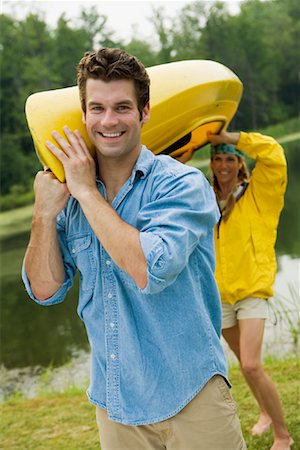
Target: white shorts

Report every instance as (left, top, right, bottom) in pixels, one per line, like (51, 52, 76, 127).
(222, 297, 269, 329)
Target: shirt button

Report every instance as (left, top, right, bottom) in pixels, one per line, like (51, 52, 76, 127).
(110, 353, 117, 360)
(72, 249, 76, 254)
(107, 292, 113, 299)
(106, 260, 111, 266)
(110, 322, 115, 329)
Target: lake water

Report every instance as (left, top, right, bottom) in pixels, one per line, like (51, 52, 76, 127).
(0, 140, 299, 399)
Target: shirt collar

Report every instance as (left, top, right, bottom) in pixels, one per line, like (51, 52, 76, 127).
(95, 145, 154, 186)
(130, 145, 154, 182)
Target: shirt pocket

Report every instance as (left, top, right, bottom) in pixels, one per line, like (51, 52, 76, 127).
(67, 234, 97, 292)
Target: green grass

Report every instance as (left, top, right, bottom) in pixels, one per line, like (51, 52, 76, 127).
(259, 117, 300, 140)
(0, 204, 33, 239)
(0, 357, 299, 449)
(0, 394, 99, 450)
(229, 356, 299, 450)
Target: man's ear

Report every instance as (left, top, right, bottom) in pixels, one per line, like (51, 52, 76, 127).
(141, 102, 150, 125)
(82, 112, 86, 124)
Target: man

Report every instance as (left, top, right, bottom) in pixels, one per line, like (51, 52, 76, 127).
(22, 48, 246, 449)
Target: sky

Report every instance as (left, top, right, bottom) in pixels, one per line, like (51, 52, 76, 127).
(1, 0, 242, 43)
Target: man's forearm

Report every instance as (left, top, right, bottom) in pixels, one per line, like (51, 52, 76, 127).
(77, 188, 148, 289)
(24, 215, 65, 300)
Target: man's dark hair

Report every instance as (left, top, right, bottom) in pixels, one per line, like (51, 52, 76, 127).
(77, 47, 150, 119)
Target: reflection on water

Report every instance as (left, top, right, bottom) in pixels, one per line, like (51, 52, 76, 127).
(0, 267, 89, 369)
(264, 255, 300, 355)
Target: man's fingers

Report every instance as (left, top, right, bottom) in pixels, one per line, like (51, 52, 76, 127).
(46, 127, 94, 175)
(46, 139, 69, 162)
(62, 126, 82, 155)
(74, 129, 93, 159)
(51, 130, 76, 156)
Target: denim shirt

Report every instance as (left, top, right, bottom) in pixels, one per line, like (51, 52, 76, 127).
(22, 146, 228, 426)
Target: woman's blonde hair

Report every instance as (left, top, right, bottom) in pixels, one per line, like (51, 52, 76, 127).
(211, 157, 249, 221)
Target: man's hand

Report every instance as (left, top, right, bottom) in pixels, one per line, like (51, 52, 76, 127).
(26, 168, 70, 300)
(207, 130, 240, 146)
(46, 126, 97, 201)
(33, 169, 70, 219)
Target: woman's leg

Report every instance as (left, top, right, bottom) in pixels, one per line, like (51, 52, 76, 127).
(222, 322, 271, 432)
(223, 319, 293, 449)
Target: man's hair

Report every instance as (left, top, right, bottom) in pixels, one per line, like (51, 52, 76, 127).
(77, 48, 150, 118)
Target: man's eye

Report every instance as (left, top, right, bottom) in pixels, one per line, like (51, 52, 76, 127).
(91, 106, 103, 111)
(117, 105, 130, 111)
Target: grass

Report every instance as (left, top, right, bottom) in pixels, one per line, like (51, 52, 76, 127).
(0, 357, 299, 449)
(0, 204, 33, 239)
(229, 356, 299, 450)
(0, 394, 99, 450)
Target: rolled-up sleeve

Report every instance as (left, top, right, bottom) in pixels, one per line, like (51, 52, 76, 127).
(21, 211, 76, 306)
(138, 167, 219, 294)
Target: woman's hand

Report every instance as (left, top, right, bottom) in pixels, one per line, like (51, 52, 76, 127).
(207, 130, 240, 146)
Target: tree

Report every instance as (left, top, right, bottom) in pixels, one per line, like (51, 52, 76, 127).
(167, 1, 212, 60)
(124, 39, 158, 67)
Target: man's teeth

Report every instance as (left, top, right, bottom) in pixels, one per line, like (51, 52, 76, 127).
(102, 132, 122, 137)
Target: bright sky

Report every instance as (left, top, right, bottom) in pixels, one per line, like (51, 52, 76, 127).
(2, 0, 242, 43)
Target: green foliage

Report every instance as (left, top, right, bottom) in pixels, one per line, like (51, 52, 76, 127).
(259, 116, 300, 140)
(0, 188, 34, 211)
(124, 39, 159, 67)
(0, 133, 39, 196)
(0, 0, 299, 196)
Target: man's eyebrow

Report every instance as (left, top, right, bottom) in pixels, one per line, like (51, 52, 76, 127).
(87, 99, 134, 106)
(87, 100, 102, 106)
(115, 99, 135, 106)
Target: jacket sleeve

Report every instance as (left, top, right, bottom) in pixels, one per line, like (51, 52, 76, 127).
(236, 132, 287, 226)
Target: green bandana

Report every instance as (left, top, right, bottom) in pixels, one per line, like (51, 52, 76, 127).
(211, 143, 245, 159)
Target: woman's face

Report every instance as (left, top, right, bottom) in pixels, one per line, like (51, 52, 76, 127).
(211, 154, 242, 185)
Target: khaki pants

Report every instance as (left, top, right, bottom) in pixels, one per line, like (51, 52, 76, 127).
(96, 375, 247, 450)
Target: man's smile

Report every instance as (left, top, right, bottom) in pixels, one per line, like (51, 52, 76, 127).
(100, 131, 124, 137)
(99, 131, 125, 138)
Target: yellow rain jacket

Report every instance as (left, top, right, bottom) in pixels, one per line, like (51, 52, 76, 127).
(214, 132, 287, 304)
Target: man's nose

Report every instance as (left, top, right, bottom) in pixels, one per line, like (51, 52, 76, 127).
(101, 109, 118, 127)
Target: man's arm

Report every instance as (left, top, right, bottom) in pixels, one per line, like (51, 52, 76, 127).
(77, 190, 148, 289)
(46, 127, 148, 289)
(24, 170, 70, 300)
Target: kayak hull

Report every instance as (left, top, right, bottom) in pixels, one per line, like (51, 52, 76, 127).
(25, 59, 243, 181)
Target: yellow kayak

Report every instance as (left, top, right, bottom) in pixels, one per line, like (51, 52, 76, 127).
(25, 59, 243, 181)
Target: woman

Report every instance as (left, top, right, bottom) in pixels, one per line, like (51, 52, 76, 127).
(207, 130, 293, 450)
